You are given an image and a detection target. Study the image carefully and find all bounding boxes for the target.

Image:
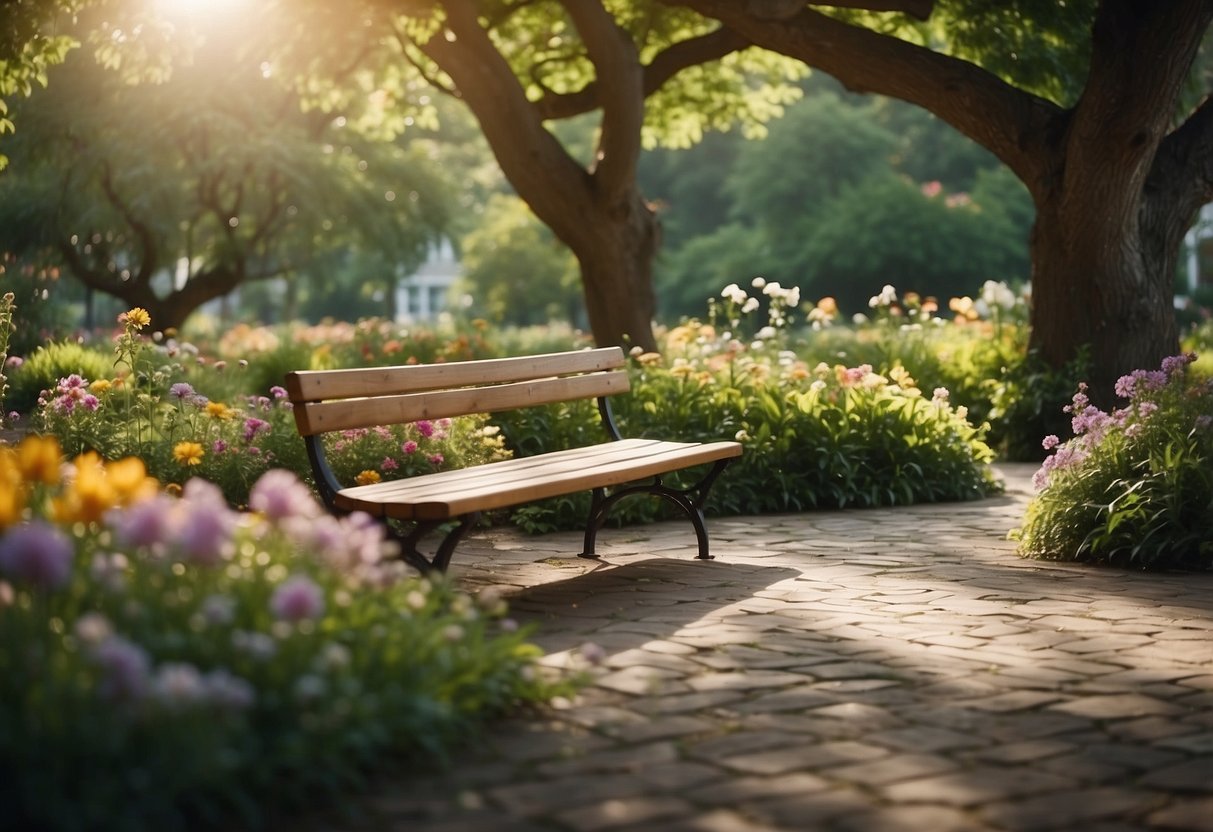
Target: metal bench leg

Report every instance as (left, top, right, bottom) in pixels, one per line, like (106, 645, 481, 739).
(393, 513, 479, 573)
(579, 459, 734, 561)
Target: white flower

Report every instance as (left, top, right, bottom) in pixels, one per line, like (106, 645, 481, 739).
(751, 276, 766, 289)
(721, 283, 747, 305)
(757, 326, 777, 340)
(741, 297, 760, 314)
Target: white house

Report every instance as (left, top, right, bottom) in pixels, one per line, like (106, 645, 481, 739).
(395, 237, 461, 323)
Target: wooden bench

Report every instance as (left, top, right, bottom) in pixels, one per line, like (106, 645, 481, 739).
(284, 347, 742, 573)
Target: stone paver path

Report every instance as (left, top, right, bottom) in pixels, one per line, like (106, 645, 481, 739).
(321, 464, 1213, 832)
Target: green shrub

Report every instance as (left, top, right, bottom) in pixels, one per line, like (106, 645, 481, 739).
(0, 436, 561, 831)
(6, 340, 114, 416)
(495, 281, 1000, 532)
(1015, 353, 1213, 570)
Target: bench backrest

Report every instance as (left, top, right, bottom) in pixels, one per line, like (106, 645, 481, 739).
(284, 347, 629, 437)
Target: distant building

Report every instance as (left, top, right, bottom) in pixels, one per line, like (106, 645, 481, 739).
(1184, 203, 1213, 296)
(396, 238, 461, 323)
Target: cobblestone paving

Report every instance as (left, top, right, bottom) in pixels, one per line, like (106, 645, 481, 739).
(322, 464, 1213, 832)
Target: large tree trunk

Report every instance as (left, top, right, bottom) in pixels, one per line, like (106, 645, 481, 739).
(1028, 198, 1181, 410)
(571, 189, 660, 351)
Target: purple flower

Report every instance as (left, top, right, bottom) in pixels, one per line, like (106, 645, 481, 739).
(81, 394, 100, 412)
(270, 575, 326, 622)
(91, 636, 151, 701)
(242, 417, 270, 443)
(0, 521, 73, 590)
(1161, 353, 1196, 377)
(151, 662, 208, 708)
(203, 668, 255, 710)
(170, 382, 196, 400)
(270, 386, 288, 399)
(1041, 435, 1060, 450)
(110, 494, 177, 549)
(4, 356, 23, 369)
(1197, 415, 1212, 431)
(212, 439, 229, 454)
(415, 420, 435, 438)
(177, 479, 237, 565)
(249, 469, 321, 522)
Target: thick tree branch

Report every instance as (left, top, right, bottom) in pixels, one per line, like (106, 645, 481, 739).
(534, 26, 750, 120)
(1061, 0, 1213, 229)
(1148, 94, 1213, 237)
(97, 162, 158, 289)
(743, 0, 934, 20)
(666, 0, 1061, 194)
(558, 0, 644, 199)
(417, 1, 594, 248)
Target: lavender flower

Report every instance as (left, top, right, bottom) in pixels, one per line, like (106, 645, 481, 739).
(270, 575, 326, 622)
(176, 479, 237, 565)
(91, 636, 152, 702)
(170, 382, 196, 400)
(0, 521, 73, 590)
(249, 469, 321, 522)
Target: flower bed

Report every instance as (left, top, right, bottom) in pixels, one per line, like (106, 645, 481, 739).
(0, 436, 559, 830)
(1016, 353, 1213, 570)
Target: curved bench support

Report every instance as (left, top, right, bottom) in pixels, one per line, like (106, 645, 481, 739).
(579, 458, 734, 561)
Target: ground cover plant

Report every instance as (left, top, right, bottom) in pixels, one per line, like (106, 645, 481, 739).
(1016, 353, 1213, 570)
(0, 434, 557, 831)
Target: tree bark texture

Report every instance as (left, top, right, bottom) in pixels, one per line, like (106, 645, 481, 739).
(670, 0, 1213, 407)
(409, 2, 659, 350)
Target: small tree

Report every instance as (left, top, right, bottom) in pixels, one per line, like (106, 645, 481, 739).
(0, 28, 450, 332)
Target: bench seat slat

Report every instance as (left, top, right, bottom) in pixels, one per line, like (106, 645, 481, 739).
(332, 438, 742, 521)
(285, 347, 626, 403)
(292, 371, 629, 436)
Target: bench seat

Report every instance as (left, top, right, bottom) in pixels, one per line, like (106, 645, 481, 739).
(335, 438, 743, 521)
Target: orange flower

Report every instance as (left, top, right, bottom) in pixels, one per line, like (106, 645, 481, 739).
(17, 434, 62, 486)
(355, 470, 381, 486)
(52, 452, 116, 524)
(106, 457, 158, 505)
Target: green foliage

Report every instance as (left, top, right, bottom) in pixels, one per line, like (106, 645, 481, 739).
(795, 172, 1028, 311)
(1015, 354, 1213, 570)
(0, 437, 561, 831)
(496, 282, 999, 532)
(6, 339, 114, 416)
(458, 195, 582, 327)
(647, 85, 1034, 319)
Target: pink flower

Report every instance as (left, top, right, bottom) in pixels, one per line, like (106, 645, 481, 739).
(427, 453, 444, 466)
(0, 521, 73, 590)
(1041, 435, 1060, 450)
(270, 386, 288, 399)
(401, 440, 418, 455)
(249, 469, 321, 522)
(381, 457, 399, 471)
(415, 420, 435, 438)
(242, 417, 270, 443)
(270, 575, 326, 622)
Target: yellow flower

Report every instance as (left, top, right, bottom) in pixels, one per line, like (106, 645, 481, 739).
(173, 442, 205, 466)
(53, 453, 117, 524)
(122, 307, 151, 330)
(17, 434, 62, 486)
(355, 470, 381, 486)
(106, 457, 159, 505)
(89, 378, 113, 394)
(0, 448, 26, 531)
(204, 401, 236, 420)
